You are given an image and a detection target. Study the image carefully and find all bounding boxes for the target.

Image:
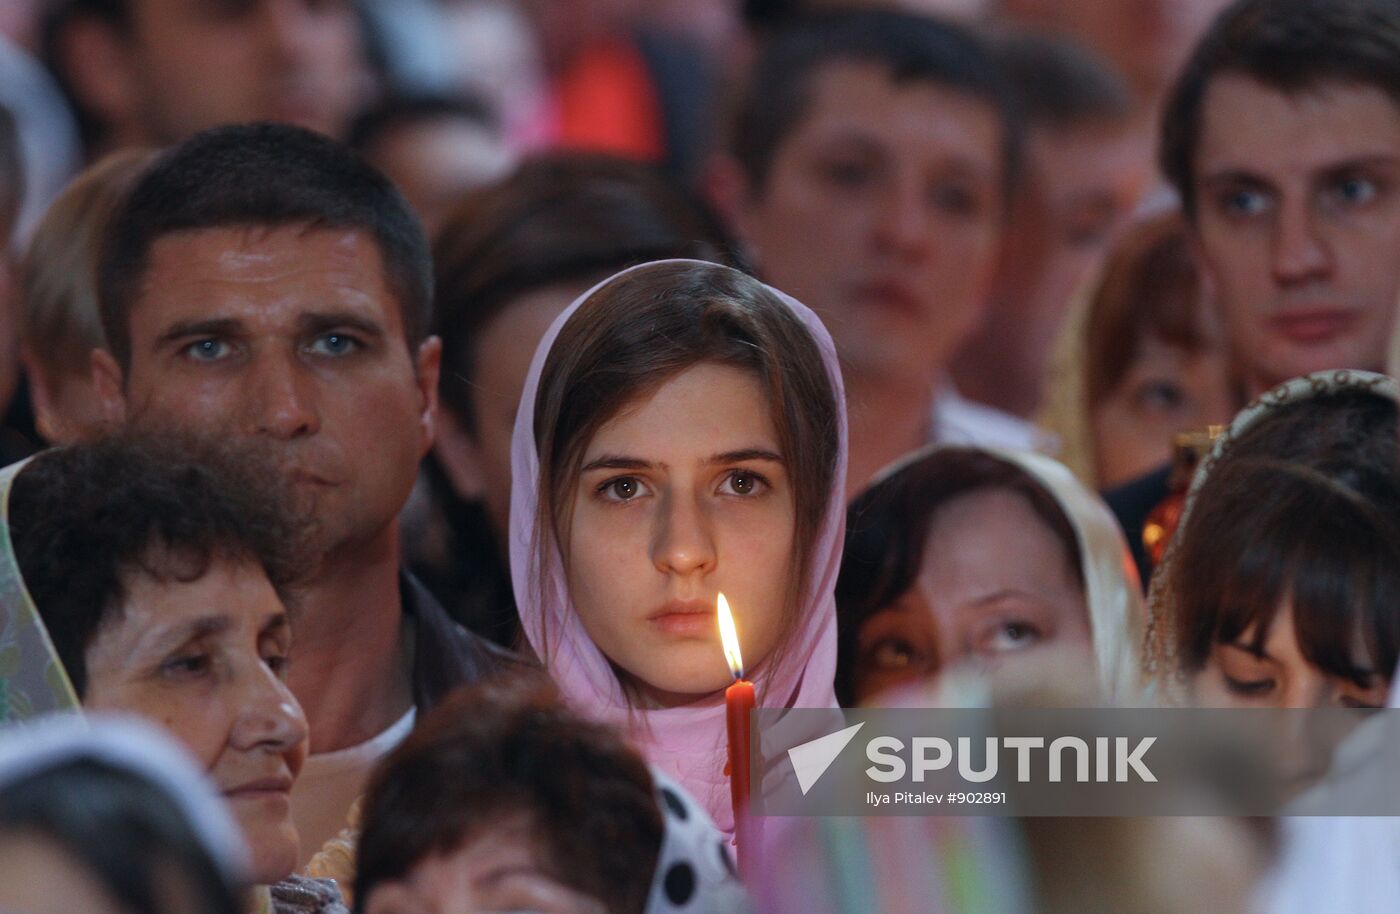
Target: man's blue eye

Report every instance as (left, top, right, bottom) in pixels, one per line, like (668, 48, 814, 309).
(1337, 177, 1377, 204)
(187, 339, 227, 361)
(1224, 189, 1269, 216)
(311, 334, 358, 355)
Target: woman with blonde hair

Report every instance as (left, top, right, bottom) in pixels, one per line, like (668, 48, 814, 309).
(20, 149, 154, 444)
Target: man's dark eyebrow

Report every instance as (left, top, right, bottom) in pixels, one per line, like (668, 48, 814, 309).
(297, 311, 386, 339)
(1316, 155, 1400, 178)
(1198, 168, 1274, 188)
(156, 317, 245, 348)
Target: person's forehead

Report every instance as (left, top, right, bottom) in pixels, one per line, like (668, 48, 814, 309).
(134, 224, 402, 332)
(787, 58, 1004, 152)
(1031, 124, 1148, 192)
(1196, 75, 1400, 177)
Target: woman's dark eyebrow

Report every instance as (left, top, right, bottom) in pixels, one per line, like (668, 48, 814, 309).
(146, 615, 233, 654)
(581, 455, 652, 472)
(706, 448, 784, 465)
(581, 448, 784, 473)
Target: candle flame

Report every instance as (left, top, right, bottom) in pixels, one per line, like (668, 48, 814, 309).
(717, 593, 744, 679)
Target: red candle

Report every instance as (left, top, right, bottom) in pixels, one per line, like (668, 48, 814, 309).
(718, 594, 756, 874)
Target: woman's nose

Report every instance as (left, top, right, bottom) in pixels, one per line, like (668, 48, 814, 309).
(652, 493, 717, 577)
(232, 666, 310, 754)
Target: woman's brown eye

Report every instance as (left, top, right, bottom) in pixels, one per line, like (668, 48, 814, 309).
(868, 638, 917, 670)
(1223, 675, 1274, 696)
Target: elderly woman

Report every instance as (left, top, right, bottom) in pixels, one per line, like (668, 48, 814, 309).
(0, 432, 346, 914)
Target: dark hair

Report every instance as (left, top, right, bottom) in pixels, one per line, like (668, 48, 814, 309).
(1169, 389, 1400, 684)
(533, 261, 839, 689)
(347, 92, 500, 155)
(835, 448, 1084, 706)
(7, 431, 306, 696)
(0, 105, 21, 240)
(1160, 0, 1400, 217)
(97, 122, 433, 370)
(1084, 211, 1208, 408)
(992, 29, 1133, 130)
(354, 674, 663, 914)
(730, 10, 1024, 201)
(420, 154, 740, 646)
(0, 757, 243, 914)
(434, 152, 741, 435)
(53, 0, 128, 24)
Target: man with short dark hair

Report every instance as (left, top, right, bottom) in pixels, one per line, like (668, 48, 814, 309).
(91, 122, 513, 863)
(46, 0, 366, 155)
(1109, 0, 1400, 581)
(952, 30, 1150, 424)
(1160, 0, 1400, 398)
(711, 9, 1025, 497)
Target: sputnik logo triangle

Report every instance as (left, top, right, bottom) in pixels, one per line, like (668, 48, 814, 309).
(788, 722, 865, 795)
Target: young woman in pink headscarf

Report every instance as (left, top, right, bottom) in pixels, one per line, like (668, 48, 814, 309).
(508, 259, 848, 836)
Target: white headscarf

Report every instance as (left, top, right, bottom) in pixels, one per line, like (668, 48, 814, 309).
(0, 457, 80, 722)
(0, 713, 250, 884)
(860, 444, 1146, 704)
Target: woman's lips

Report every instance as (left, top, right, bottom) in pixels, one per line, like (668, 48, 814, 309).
(1269, 308, 1360, 344)
(223, 775, 294, 803)
(648, 600, 716, 638)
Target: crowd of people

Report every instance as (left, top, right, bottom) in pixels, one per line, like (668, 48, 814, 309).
(1, 0, 1398, 911)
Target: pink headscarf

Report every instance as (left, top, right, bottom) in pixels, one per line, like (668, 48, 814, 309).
(508, 260, 848, 833)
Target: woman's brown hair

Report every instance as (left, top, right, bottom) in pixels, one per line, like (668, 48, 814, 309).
(1084, 211, 1210, 409)
(1168, 391, 1400, 686)
(532, 261, 840, 692)
(835, 447, 1084, 706)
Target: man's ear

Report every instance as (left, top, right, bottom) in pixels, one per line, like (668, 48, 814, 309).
(90, 347, 128, 425)
(413, 335, 443, 455)
(701, 152, 761, 260)
(56, 15, 145, 141)
(432, 407, 486, 501)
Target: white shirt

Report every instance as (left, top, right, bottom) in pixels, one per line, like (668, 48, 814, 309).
(290, 706, 417, 867)
(930, 384, 1055, 453)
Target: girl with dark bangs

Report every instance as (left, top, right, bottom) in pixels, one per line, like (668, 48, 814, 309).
(1149, 371, 1400, 708)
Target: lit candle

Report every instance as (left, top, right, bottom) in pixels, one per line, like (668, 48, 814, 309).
(718, 593, 756, 874)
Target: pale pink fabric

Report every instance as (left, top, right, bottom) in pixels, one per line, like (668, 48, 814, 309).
(508, 260, 847, 834)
